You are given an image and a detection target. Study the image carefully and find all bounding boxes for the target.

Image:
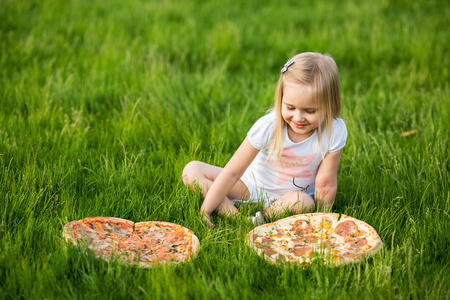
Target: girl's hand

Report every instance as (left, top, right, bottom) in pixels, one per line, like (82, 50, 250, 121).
(200, 137, 259, 216)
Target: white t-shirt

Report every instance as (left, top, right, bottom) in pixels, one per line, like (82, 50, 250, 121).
(240, 112, 347, 201)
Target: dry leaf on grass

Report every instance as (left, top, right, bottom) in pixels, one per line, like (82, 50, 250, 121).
(400, 129, 418, 137)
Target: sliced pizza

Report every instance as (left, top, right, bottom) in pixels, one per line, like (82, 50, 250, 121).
(63, 217, 200, 267)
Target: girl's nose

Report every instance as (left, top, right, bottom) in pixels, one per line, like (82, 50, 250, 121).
(293, 111, 306, 122)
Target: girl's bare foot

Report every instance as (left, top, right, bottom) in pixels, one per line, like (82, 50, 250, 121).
(202, 214, 215, 227)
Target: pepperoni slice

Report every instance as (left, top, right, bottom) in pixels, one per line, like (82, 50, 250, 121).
(303, 235, 319, 243)
(291, 235, 318, 244)
(261, 237, 274, 244)
(291, 244, 312, 257)
(347, 238, 368, 248)
(291, 220, 313, 235)
(335, 220, 358, 237)
(264, 249, 278, 256)
(322, 239, 336, 249)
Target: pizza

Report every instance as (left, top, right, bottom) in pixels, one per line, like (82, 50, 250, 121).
(63, 217, 200, 267)
(246, 213, 382, 266)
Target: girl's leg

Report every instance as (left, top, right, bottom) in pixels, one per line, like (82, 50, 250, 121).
(263, 191, 315, 219)
(182, 161, 250, 216)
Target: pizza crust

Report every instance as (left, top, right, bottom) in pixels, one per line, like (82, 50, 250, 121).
(246, 213, 383, 266)
(63, 217, 200, 267)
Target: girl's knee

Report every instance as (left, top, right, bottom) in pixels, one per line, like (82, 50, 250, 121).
(182, 161, 201, 186)
(282, 191, 315, 210)
(263, 191, 314, 218)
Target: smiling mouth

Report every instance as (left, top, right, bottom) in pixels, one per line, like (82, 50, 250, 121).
(293, 122, 307, 128)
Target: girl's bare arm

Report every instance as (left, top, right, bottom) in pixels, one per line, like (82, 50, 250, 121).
(200, 137, 259, 216)
(314, 149, 343, 209)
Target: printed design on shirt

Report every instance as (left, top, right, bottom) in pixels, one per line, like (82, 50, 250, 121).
(269, 149, 316, 185)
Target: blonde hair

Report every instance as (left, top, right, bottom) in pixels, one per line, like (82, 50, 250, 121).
(269, 52, 341, 161)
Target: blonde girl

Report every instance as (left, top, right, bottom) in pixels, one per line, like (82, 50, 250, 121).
(182, 52, 347, 227)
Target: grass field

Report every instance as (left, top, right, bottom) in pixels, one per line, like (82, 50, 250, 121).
(1, 0, 449, 299)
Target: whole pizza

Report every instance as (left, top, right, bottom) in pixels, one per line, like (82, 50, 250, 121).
(246, 213, 383, 266)
(63, 217, 200, 267)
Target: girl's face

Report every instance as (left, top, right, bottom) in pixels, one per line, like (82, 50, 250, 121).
(281, 81, 325, 143)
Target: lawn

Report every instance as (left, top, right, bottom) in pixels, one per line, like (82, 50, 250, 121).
(0, 0, 449, 299)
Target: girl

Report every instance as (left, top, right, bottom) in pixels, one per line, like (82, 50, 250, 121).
(182, 52, 347, 227)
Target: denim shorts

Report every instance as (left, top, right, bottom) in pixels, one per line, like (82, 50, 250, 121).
(231, 176, 315, 208)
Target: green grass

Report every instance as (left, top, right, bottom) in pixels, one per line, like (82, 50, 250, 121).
(1, 0, 449, 299)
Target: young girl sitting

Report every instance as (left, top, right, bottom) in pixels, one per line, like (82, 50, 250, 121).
(182, 52, 347, 227)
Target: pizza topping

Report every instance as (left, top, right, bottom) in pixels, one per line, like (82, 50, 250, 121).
(304, 235, 319, 244)
(264, 249, 278, 256)
(291, 220, 313, 235)
(335, 220, 358, 237)
(326, 227, 335, 234)
(276, 229, 286, 235)
(291, 244, 312, 257)
(322, 239, 336, 249)
(278, 244, 288, 250)
(363, 244, 372, 251)
(320, 220, 331, 229)
(261, 237, 274, 244)
(355, 230, 364, 237)
(347, 237, 368, 248)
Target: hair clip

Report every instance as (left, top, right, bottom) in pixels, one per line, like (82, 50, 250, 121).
(281, 59, 294, 74)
